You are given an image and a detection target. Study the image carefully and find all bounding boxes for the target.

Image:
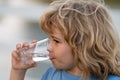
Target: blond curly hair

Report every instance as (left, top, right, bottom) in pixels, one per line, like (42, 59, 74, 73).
(40, 0, 120, 80)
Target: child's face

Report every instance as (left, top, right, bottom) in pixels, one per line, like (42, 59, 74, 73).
(47, 28, 75, 70)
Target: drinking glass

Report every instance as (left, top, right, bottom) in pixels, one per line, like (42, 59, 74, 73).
(20, 38, 49, 64)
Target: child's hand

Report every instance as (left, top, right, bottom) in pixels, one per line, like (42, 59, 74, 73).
(11, 40, 37, 70)
(10, 40, 37, 80)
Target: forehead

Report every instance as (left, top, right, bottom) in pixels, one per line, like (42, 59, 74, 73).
(48, 28, 66, 40)
(48, 28, 62, 36)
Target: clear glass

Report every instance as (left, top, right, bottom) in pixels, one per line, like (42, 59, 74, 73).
(20, 38, 49, 64)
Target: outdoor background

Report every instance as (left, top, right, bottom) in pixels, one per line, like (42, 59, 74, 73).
(0, 0, 120, 80)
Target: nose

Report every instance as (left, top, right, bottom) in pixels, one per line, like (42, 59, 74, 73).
(47, 43, 52, 52)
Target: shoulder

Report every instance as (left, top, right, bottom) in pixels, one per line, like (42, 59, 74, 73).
(108, 74, 120, 80)
(91, 74, 120, 80)
(42, 66, 56, 77)
(41, 66, 61, 80)
(45, 66, 56, 73)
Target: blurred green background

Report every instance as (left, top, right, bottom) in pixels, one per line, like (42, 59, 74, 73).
(40, 0, 120, 8)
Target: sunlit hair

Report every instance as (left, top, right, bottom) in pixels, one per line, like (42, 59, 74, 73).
(40, 0, 120, 80)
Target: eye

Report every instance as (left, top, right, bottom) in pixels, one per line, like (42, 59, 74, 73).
(54, 39, 60, 43)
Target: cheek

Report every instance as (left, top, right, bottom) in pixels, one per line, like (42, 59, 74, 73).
(57, 46, 73, 59)
(62, 55, 74, 69)
(57, 47, 74, 67)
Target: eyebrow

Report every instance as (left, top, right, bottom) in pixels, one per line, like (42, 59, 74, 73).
(51, 35, 60, 40)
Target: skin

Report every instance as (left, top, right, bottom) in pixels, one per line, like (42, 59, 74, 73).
(10, 40, 37, 80)
(48, 29, 74, 70)
(10, 28, 82, 80)
(47, 28, 82, 76)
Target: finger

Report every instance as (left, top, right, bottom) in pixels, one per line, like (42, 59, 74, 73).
(31, 39, 37, 43)
(23, 42, 29, 47)
(16, 44, 23, 57)
(12, 50, 20, 61)
(16, 44, 21, 49)
(16, 44, 21, 50)
(28, 61, 37, 67)
(30, 40, 37, 48)
(22, 42, 29, 49)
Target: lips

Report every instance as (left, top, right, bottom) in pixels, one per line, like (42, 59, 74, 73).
(49, 55, 56, 61)
(49, 53, 56, 61)
(49, 56, 55, 60)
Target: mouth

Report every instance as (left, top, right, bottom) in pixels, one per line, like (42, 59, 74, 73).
(49, 56, 55, 61)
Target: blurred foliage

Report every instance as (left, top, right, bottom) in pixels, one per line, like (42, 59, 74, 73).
(39, 0, 120, 7)
(35, 0, 120, 8)
(105, 0, 120, 7)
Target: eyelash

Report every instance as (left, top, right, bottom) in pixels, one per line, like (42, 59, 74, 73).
(53, 39, 60, 43)
(49, 37, 60, 44)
